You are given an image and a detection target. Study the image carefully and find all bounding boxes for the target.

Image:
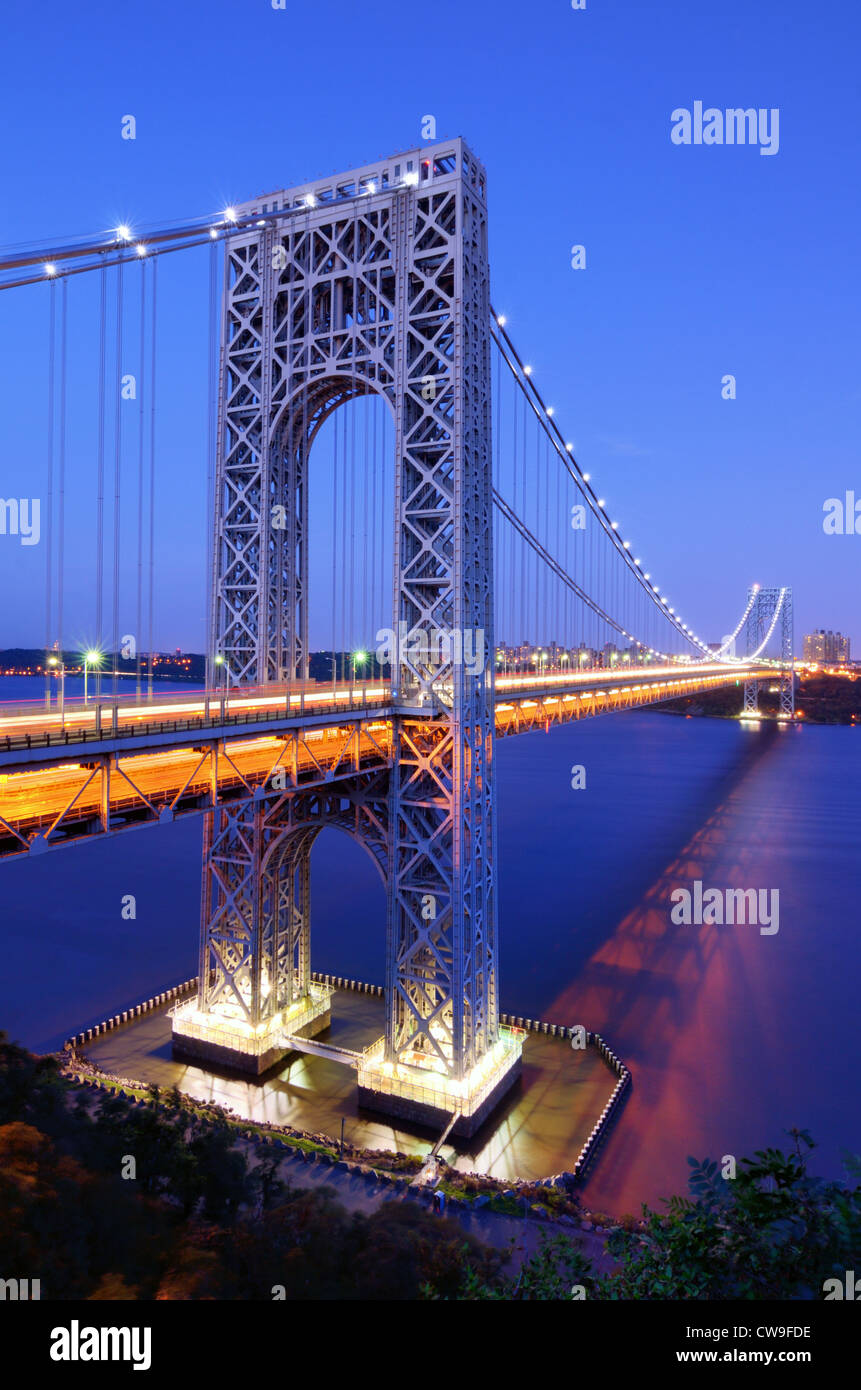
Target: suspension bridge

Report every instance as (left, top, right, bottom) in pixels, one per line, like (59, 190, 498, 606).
(0, 139, 793, 1135)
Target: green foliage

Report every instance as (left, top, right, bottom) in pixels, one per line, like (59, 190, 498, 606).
(423, 1230, 596, 1301)
(0, 1038, 494, 1300)
(603, 1129, 861, 1299)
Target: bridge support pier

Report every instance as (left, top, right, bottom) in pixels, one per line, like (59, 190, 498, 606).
(172, 805, 330, 1075)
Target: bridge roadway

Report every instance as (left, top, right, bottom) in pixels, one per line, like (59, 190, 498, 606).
(0, 663, 772, 857)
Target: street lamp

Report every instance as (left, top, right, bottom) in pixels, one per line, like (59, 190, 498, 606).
(214, 654, 230, 690)
(351, 650, 368, 696)
(47, 654, 66, 711)
(83, 649, 103, 703)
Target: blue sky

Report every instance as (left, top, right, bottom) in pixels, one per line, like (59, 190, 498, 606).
(0, 0, 858, 654)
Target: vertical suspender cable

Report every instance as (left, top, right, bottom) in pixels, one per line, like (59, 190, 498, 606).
(57, 278, 67, 675)
(111, 260, 124, 696)
(332, 408, 339, 689)
(206, 239, 217, 691)
(493, 345, 501, 654)
(136, 259, 146, 699)
(542, 429, 548, 651)
(363, 394, 369, 655)
(526, 394, 532, 649)
(533, 407, 539, 653)
(300, 331, 309, 687)
(515, 385, 522, 641)
(589, 494, 594, 659)
(371, 392, 378, 663)
(96, 260, 107, 697)
(349, 387, 356, 682)
(44, 281, 56, 705)
(147, 257, 157, 698)
(340, 401, 347, 681)
(559, 457, 564, 661)
(381, 399, 387, 672)
(509, 370, 515, 652)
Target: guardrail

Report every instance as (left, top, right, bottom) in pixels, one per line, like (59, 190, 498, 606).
(64, 977, 199, 1050)
(0, 692, 392, 754)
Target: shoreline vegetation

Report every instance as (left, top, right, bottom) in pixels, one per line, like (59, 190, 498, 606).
(2, 1033, 860, 1300)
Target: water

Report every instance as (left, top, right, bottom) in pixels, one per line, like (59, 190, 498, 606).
(2, 672, 858, 1213)
(0, 673, 203, 709)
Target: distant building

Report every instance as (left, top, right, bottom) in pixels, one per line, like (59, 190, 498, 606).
(803, 630, 851, 664)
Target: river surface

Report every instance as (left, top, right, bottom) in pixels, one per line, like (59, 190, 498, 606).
(1, 674, 858, 1213)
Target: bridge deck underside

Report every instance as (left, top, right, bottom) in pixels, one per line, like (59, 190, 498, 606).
(0, 669, 773, 858)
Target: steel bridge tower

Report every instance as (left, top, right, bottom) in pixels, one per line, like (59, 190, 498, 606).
(174, 140, 521, 1133)
(743, 585, 795, 718)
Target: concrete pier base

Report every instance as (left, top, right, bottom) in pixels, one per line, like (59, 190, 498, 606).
(170, 984, 332, 1077)
(359, 1054, 521, 1137)
(356, 1027, 524, 1138)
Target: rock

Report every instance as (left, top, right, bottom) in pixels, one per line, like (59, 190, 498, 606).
(580, 1220, 593, 1231)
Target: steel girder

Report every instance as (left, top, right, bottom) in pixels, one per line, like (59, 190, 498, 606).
(204, 141, 497, 1081)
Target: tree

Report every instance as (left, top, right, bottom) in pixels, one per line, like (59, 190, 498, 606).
(604, 1130, 861, 1300)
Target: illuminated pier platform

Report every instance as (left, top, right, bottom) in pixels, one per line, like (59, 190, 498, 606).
(357, 1030, 523, 1139)
(171, 982, 333, 1076)
(75, 989, 617, 1181)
